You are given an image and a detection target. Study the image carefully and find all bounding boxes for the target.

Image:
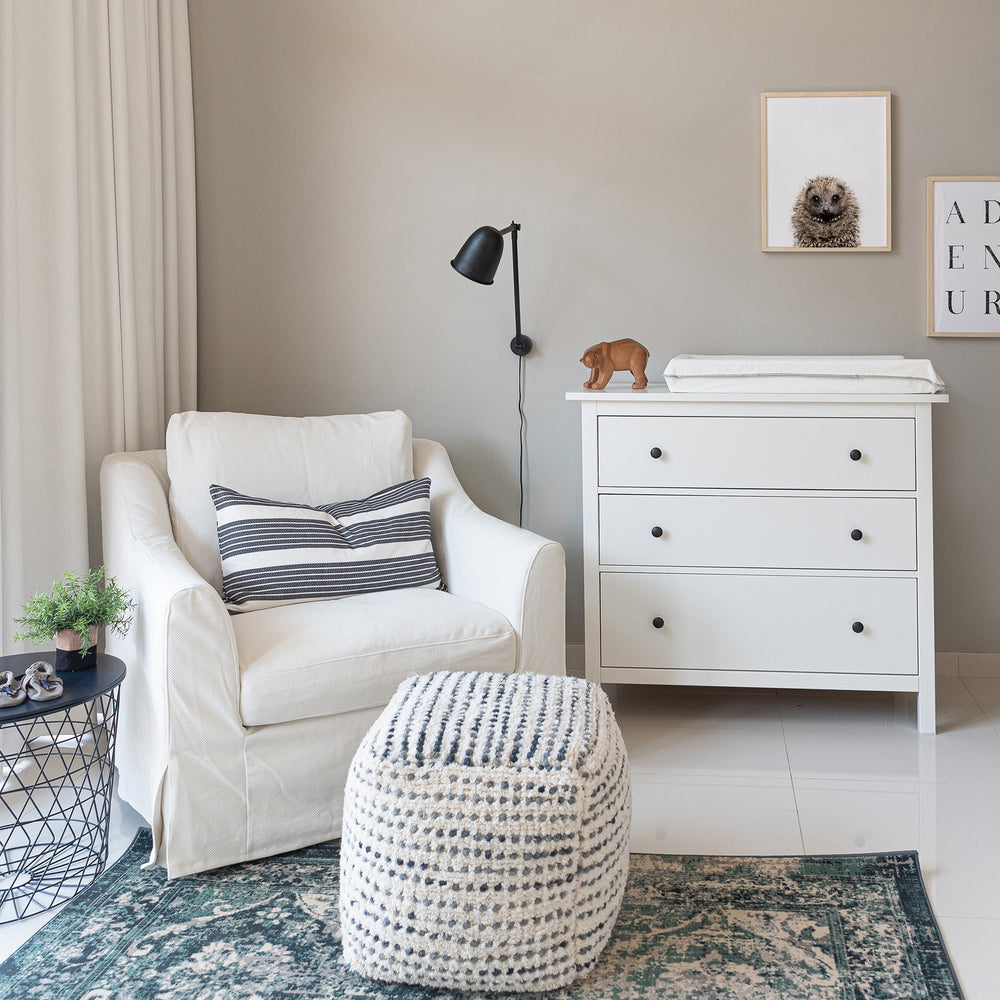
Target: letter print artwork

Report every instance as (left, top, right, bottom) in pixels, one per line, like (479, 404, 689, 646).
(928, 177, 1000, 337)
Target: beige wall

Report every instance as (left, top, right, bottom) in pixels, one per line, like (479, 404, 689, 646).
(187, 0, 1000, 651)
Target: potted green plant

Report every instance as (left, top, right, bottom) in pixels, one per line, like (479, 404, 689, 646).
(11, 567, 135, 671)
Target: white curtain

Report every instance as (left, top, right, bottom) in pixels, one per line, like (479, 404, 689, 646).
(0, 0, 196, 652)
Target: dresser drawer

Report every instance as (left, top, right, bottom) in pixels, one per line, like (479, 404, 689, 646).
(597, 416, 915, 490)
(599, 495, 917, 571)
(600, 573, 917, 675)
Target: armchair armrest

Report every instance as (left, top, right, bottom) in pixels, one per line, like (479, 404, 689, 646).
(101, 450, 247, 868)
(414, 439, 565, 676)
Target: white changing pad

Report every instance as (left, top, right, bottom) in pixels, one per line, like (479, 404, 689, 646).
(663, 355, 946, 394)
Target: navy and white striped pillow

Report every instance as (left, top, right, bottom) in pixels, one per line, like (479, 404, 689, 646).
(210, 478, 443, 613)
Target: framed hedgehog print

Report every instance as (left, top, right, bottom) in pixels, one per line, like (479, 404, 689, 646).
(761, 92, 891, 252)
(927, 177, 1000, 337)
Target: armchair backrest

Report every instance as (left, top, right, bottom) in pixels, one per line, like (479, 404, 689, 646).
(165, 410, 414, 593)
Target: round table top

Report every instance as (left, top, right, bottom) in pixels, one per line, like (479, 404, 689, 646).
(0, 652, 126, 723)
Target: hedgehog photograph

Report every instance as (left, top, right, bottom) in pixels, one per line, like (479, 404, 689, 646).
(791, 175, 861, 248)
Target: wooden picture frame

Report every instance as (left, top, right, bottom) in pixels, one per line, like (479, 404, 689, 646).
(927, 176, 1000, 337)
(761, 92, 891, 252)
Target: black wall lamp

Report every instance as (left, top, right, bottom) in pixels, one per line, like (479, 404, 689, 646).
(451, 220, 534, 526)
(451, 222, 533, 357)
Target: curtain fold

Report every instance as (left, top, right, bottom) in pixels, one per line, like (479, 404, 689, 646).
(0, 0, 196, 653)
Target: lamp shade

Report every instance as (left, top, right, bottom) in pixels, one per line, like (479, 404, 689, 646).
(451, 226, 504, 285)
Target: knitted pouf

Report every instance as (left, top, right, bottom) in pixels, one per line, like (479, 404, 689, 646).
(339, 670, 631, 993)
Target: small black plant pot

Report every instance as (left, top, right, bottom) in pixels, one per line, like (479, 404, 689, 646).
(55, 646, 98, 672)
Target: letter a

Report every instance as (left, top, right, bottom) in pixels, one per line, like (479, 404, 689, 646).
(946, 201, 966, 224)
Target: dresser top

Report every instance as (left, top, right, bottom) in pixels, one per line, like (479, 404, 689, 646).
(565, 384, 949, 403)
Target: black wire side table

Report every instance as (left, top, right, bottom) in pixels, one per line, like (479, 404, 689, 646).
(0, 652, 125, 923)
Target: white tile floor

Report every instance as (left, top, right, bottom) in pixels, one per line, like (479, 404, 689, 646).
(2, 678, 998, 997)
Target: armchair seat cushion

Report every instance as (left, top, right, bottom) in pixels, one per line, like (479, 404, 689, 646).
(234, 589, 516, 727)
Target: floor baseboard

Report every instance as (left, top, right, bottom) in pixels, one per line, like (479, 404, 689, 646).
(947, 651, 1000, 677)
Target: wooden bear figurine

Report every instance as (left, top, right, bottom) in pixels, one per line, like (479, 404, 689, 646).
(580, 338, 650, 390)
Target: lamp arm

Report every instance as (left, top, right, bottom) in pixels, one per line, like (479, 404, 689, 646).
(506, 222, 532, 357)
(511, 224, 522, 342)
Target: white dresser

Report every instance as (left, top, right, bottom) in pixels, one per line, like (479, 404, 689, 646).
(566, 386, 948, 733)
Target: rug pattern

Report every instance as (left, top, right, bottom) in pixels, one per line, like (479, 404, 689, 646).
(0, 830, 964, 1000)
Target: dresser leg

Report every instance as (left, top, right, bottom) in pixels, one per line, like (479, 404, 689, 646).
(917, 682, 936, 735)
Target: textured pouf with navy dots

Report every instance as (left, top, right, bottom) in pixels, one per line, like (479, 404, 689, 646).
(338, 670, 631, 992)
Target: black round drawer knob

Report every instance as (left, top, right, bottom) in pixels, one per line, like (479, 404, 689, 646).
(851, 529, 864, 541)
(652, 617, 664, 629)
(852, 621, 865, 633)
(650, 447, 662, 459)
(651, 526, 664, 538)
(849, 449, 863, 461)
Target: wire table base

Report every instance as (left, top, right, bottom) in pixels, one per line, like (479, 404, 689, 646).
(0, 655, 124, 923)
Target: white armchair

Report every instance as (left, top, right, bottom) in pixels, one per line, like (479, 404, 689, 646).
(100, 411, 565, 877)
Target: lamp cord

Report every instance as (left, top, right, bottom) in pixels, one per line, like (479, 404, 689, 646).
(518, 353, 526, 528)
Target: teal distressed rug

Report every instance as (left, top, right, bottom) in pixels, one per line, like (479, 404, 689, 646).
(0, 830, 964, 999)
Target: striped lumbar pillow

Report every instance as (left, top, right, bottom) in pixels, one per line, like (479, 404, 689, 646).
(210, 477, 443, 613)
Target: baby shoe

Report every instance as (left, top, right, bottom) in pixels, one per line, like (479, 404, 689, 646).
(0, 671, 27, 707)
(23, 661, 64, 702)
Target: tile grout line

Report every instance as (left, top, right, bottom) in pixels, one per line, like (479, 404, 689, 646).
(959, 676, 1000, 739)
(775, 688, 807, 855)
